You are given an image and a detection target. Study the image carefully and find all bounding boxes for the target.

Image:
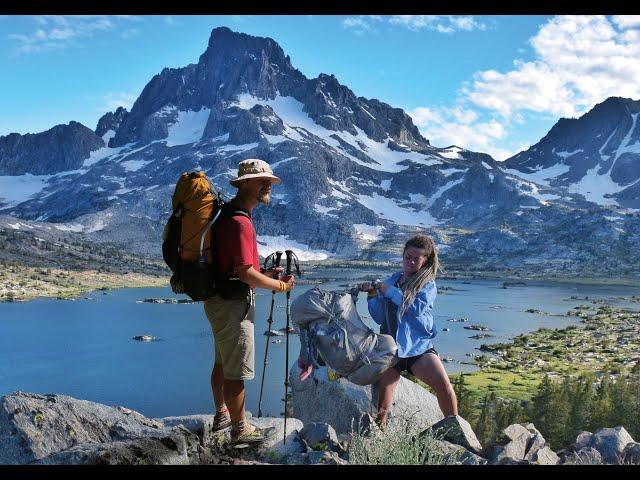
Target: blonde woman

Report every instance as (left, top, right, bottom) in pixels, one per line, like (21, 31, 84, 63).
(360, 234, 458, 430)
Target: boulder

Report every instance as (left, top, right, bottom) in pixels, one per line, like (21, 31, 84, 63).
(420, 415, 482, 454)
(0, 391, 195, 464)
(561, 447, 603, 465)
(621, 442, 640, 465)
(289, 363, 443, 435)
(589, 426, 635, 464)
(572, 430, 593, 451)
(489, 423, 535, 462)
(158, 414, 214, 438)
(250, 417, 305, 462)
(527, 445, 559, 465)
(523, 433, 547, 462)
(299, 422, 341, 452)
(433, 440, 488, 465)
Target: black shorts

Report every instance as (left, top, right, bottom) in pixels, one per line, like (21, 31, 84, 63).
(393, 347, 439, 374)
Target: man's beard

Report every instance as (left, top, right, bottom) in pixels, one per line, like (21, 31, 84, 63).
(258, 191, 271, 204)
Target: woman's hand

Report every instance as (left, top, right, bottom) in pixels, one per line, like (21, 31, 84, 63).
(298, 356, 313, 381)
(359, 282, 375, 293)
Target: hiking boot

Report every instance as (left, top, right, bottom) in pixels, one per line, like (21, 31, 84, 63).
(231, 422, 266, 446)
(212, 408, 231, 432)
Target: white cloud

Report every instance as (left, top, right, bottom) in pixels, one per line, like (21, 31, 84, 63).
(8, 15, 143, 55)
(389, 15, 486, 33)
(466, 15, 640, 120)
(408, 106, 517, 160)
(342, 16, 382, 35)
(342, 15, 485, 35)
(612, 15, 640, 29)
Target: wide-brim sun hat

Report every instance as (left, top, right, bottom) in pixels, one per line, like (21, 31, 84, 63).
(229, 158, 281, 187)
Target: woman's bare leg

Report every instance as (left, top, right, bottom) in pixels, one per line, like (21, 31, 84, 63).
(374, 366, 401, 429)
(410, 353, 458, 417)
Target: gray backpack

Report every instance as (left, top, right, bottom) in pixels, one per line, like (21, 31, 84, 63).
(292, 287, 398, 386)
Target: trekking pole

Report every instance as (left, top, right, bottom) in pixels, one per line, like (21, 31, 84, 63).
(257, 251, 282, 418)
(283, 249, 301, 444)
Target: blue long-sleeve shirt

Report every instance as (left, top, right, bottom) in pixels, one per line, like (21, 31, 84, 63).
(367, 272, 437, 358)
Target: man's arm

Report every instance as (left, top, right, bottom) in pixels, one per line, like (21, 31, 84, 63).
(237, 264, 294, 291)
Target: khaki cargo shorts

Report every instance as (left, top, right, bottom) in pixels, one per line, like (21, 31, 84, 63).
(204, 290, 255, 381)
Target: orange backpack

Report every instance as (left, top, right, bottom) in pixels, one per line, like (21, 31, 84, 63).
(162, 172, 250, 301)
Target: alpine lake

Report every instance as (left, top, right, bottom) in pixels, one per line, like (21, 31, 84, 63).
(1, 265, 640, 419)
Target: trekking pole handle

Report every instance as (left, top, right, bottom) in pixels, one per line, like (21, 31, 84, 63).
(275, 251, 283, 269)
(285, 250, 293, 276)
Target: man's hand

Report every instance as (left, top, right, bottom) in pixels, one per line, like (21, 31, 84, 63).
(281, 274, 295, 291)
(298, 356, 313, 381)
(379, 283, 389, 295)
(261, 266, 284, 279)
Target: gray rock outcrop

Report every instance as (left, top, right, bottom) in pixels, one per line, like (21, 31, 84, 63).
(621, 442, 640, 465)
(561, 447, 603, 465)
(420, 415, 482, 454)
(299, 422, 341, 452)
(0, 391, 303, 465)
(289, 363, 443, 435)
(488, 422, 558, 465)
(587, 426, 635, 464)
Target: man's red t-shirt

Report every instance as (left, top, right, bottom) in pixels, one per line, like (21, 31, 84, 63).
(214, 210, 260, 288)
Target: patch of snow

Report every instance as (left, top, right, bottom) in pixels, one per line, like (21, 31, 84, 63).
(610, 113, 640, 173)
(165, 108, 211, 147)
(488, 173, 495, 182)
(438, 146, 463, 160)
(360, 105, 376, 120)
(354, 192, 440, 227)
(0, 174, 53, 207)
(481, 161, 493, 170)
(425, 178, 466, 209)
(439, 167, 467, 177)
(314, 204, 338, 216)
(82, 140, 129, 168)
(86, 220, 106, 233)
(121, 159, 152, 172)
(256, 235, 332, 260)
(513, 179, 560, 205)
(555, 149, 583, 159)
(263, 134, 288, 144)
(568, 165, 625, 206)
(353, 224, 385, 242)
(270, 157, 297, 171)
(217, 142, 259, 153)
(53, 223, 83, 233)
(380, 179, 392, 191)
(502, 163, 571, 187)
(102, 129, 116, 145)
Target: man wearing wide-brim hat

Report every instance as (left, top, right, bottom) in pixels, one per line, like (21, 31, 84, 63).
(204, 159, 295, 445)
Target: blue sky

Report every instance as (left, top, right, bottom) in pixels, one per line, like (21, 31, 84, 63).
(2, 14, 640, 160)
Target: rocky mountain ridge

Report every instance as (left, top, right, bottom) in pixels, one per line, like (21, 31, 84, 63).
(0, 27, 638, 276)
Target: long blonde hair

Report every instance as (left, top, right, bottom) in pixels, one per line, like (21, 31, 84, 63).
(399, 235, 440, 319)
